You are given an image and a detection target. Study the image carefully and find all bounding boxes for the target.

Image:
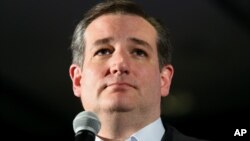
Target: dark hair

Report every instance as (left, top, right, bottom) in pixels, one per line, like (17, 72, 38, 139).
(70, 0, 172, 68)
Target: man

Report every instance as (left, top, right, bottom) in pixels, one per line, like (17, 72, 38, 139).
(69, 0, 207, 140)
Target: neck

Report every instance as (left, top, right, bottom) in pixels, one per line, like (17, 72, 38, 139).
(96, 110, 160, 140)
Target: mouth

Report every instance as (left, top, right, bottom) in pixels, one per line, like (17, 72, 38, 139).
(102, 82, 137, 90)
(108, 82, 136, 88)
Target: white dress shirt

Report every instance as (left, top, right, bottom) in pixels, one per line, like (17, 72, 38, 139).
(95, 117, 165, 141)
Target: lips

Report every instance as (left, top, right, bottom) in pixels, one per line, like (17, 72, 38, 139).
(101, 81, 137, 91)
(107, 82, 136, 89)
(103, 82, 136, 93)
(97, 77, 138, 94)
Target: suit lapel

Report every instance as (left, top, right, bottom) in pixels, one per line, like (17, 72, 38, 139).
(161, 121, 173, 141)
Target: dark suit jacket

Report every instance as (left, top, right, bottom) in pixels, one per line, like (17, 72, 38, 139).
(161, 121, 208, 141)
(161, 125, 208, 141)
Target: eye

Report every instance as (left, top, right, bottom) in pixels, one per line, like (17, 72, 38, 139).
(132, 48, 148, 57)
(94, 48, 113, 56)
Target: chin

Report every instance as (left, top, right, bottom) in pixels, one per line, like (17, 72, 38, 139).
(108, 106, 134, 113)
(103, 101, 135, 113)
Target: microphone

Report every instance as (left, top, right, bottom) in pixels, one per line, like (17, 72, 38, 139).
(73, 111, 101, 141)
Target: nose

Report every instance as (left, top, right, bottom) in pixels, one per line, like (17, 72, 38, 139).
(109, 50, 130, 75)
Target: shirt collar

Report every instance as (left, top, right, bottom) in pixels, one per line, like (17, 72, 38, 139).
(95, 117, 165, 141)
(130, 117, 165, 141)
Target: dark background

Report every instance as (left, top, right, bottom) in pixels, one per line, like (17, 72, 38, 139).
(1, 0, 250, 141)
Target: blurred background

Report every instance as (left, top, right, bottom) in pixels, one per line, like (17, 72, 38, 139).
(1, 0, 250, 140)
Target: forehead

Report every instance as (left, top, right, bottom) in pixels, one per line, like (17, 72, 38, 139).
(84, 14, 157, 47)
(87, 13, 153, 27)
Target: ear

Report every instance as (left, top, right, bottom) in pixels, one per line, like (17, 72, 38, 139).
(160, 65, 174, 97)
(69, 64, 82, 97)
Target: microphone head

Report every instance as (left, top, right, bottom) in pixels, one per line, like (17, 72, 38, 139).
(73, 111, 101, 135)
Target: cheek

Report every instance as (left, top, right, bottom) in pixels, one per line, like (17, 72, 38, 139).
(136, 67, 162, 107)
(80, 66, 105, 109)
(81, 62, 110, 91)
(136, 66, 161, 87)
(81, 66, 105, 92)
(82, 61, 106, 80)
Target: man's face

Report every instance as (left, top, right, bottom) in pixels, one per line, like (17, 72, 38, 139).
(70, 14, 173, 115)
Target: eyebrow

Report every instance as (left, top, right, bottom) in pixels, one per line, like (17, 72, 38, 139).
(92, 37, 153, 51)
(93, 37, 114, 46)
(128, 37, 153, 51)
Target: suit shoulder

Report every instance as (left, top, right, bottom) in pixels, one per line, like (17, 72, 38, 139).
(164, 125, 209, 141)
